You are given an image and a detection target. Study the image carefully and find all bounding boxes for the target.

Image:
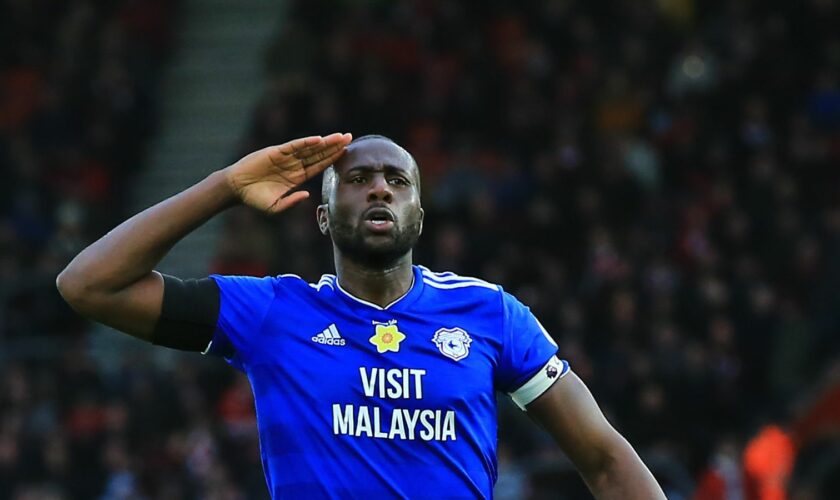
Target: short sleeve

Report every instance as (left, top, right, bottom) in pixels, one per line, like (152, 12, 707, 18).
(496, 290, 569, 410)
(203, 274, 276, 370)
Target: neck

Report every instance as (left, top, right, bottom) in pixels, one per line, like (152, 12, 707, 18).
(334, 252, 414, 308)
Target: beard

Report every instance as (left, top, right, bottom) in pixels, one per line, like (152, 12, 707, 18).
(329, 216, 422, 269)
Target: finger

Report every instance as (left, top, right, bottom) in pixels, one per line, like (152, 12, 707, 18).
(269, 138, 325, 169)
(293, 142, 334, 159)
(300, 144, 344, 167)
(322, 132, 353, 147)
(277, 136, 324, 156)
(293, 133, 352, 158)
(268, 190, 310, 214)
(304, 147, 347, 179)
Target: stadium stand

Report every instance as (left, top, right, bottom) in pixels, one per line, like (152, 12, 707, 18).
(1, 0, 183, 496)
(3, 0, 840, 498)
(1, 0, 179, 342)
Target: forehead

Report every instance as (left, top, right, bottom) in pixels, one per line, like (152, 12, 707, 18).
(334, 139, 416, 176)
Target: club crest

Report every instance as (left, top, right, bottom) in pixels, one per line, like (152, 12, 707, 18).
(432, 327, 472, 361)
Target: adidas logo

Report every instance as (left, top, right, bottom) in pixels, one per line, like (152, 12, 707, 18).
(312, 324, 346, 346)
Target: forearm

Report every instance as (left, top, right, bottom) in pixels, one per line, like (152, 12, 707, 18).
(527, 373, 665, 499)
(581, 436, 665, 500)
(58, 170, 236, 294)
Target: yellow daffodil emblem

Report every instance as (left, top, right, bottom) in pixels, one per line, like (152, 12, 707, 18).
(369, 323, 406, 353)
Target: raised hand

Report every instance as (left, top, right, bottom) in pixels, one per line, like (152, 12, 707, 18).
(224, 133, 352, 214)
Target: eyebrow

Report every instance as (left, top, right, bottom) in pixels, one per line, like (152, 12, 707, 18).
(343, 165, 413, 176)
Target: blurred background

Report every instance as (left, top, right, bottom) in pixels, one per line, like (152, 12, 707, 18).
(3, 0, 840, 498)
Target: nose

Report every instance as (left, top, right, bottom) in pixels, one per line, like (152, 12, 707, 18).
(367, 174, 393, 203)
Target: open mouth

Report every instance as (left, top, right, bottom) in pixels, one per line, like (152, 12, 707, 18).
(363, 207, 395, 232)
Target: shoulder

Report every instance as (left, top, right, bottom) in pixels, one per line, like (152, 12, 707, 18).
(417, 265, 504, 310)
(418, 265, 501, 293)
(209, 273, 337, 298)
(417, 266, 537, 318)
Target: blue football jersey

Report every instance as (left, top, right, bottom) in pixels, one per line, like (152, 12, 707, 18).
(206, 265, 569, 499)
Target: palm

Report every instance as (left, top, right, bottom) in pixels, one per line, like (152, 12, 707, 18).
(226, 133, 351, 214)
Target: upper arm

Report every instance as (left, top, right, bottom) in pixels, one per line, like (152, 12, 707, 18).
(496, 290, 560, 394)
(203, 274, 277, 364)
(57, 270, 165, 341)
(526, 371, 626, 475)
(57, 271, 222, 353)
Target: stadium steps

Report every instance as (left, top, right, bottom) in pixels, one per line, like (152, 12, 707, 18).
(94, 0, 281, 366)
(131, 0, 280, 279)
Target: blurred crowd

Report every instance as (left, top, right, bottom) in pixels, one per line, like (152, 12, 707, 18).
(0, 351, 266, 499)
(2, 0, 184, 498)
(4, 0, 840, 498)
(0, 0, 177, 341)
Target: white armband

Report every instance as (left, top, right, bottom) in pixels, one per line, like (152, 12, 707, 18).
(509, 356, 569, 410)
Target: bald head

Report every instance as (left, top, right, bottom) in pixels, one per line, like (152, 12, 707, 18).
(315, 134, 424, 269)
(321, 135, 420, 204)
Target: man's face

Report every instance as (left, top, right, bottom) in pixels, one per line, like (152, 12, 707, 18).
(318, 139, 423, 267)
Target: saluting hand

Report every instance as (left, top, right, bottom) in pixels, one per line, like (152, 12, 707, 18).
(224, 133, 352, 214)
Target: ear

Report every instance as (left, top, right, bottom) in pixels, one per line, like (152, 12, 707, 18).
(316, 204, 330, 235)
(418, 207, 425, 236)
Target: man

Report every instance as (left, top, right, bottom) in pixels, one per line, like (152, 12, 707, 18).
(57, 133, 665, 498)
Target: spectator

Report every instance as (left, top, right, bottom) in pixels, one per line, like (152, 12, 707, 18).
(4, 0, 840, 497)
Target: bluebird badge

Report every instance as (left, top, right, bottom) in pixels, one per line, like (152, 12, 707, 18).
(432, 327, 472, 361)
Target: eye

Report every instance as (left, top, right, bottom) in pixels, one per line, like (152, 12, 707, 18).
(388, 177, 409, 186)
(349, 175, 366, 184)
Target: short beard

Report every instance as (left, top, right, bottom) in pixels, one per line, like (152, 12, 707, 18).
(329, 218, 421, 269)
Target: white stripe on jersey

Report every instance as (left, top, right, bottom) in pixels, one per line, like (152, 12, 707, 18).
(311, 274, 336, 291)
(417, 266, 457, 279)
(422, 278, 500, 291)
(419, 266, 481, 282)
(419, 267, 498, 289)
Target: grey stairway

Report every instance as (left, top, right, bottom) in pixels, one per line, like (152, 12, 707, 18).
(90, 0, 281, 366)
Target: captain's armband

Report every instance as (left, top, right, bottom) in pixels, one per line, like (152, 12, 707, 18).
(509, 356, 570, 410)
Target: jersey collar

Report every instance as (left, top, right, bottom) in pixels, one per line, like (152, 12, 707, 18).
(334, 265, 424, 311)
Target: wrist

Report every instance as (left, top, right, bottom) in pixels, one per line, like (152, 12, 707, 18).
(207, 169, 240, 208)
